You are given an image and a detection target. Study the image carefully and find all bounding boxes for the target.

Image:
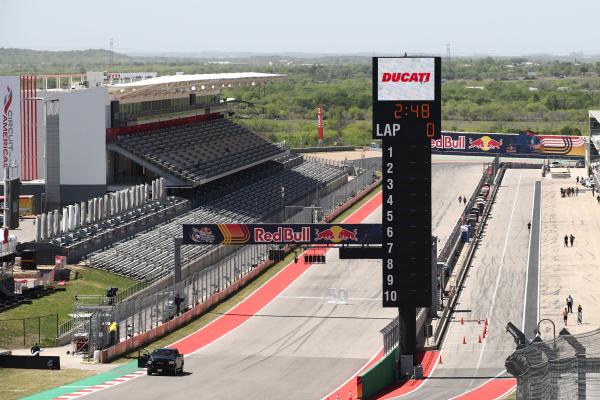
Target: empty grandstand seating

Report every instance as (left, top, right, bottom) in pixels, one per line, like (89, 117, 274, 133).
(112, 117, 284, 185)
(88, 161, 346, 281)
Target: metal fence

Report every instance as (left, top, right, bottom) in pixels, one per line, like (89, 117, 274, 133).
(0, 314, 58, 349)
(317, 166, 378, 216)
(382, 316, 400, 356)
(506, 327, 600, 399)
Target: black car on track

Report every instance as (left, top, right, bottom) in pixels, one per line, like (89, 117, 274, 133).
(143, 348, 184, 376)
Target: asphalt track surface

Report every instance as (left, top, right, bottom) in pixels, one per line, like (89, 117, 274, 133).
(386, 169, 541, 400)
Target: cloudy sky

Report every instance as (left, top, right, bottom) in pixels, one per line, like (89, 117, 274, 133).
(1, 0, 598, 56)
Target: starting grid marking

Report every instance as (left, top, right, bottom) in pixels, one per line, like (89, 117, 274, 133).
(54, 370, 146, 399)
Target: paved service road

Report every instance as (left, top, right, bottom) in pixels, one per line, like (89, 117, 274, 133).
(394, 169, 541, 400)
(85, 206, 399, 400)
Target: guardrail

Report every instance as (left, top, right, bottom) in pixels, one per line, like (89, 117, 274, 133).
(433, 165, 506, 346)
(381, 316, 400, 356)
(115, 281, 152, 304)
(438, 168, 490, 263)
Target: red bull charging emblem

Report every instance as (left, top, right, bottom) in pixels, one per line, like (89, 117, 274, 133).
(315, 226, 359, 243)
(468, 136, 503, 152)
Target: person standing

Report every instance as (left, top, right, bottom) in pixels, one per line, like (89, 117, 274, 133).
(577, 176, 580, 184)
(108, 321, 118, 346)
(564, 234, 569, 247)
(578, 305, 583, 324)
(563, 307, 569, 326)
(576, 187, 579, 196)
(458, 195, 462, 205)
(596, 194, 600, 204)
(463, 196, 467, 205)
(570, 234, 575, 247)
(567, 294, 574, 313)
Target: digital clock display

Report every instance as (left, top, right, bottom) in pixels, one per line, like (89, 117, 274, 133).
(373, 56, 441, 308)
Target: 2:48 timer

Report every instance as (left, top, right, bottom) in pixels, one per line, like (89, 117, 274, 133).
(393, 103, 436, 138)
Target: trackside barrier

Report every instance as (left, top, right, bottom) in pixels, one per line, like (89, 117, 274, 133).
(99, 254, 278, 363)
(324, 178, 381, 222)
(357, 345, 398, 400)
(437, 168, 490, 264)
(433, 165, 506, 347)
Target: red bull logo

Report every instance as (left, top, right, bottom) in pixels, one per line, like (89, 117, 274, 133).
(431, 135, 466, 150)
(468, 136, 503, 152)
(315, 226, 359, 243)
(254, 227, 311, 243)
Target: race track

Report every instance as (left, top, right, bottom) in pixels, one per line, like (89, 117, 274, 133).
(68, 161, 501, 400)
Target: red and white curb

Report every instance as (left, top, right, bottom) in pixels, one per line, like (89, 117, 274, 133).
(53, 370, 146, 399)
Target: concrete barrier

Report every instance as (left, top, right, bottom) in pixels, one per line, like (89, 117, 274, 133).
(357, 347, 398, 399)
(0, 355, 60, 370)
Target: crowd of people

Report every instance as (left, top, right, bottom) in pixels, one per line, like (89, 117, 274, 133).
(560, 187, 579, 197)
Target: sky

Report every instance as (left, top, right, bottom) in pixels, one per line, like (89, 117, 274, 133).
(1, 0, 599, 56)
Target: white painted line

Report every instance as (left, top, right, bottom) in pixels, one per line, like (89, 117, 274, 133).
(473, 170, 523, 382)
(278, 295, 380, 301)
(446, 369, 511, 400)
(521, 180, 536, 331)
(320, 346, 383, 400)
(537, 181, 542, 328)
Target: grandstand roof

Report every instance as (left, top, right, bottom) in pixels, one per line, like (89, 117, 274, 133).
(111, 72, 283, 87)
(108, 72, 284, 102)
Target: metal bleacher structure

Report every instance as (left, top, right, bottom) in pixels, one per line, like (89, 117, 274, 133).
(88, 159, 347, 282)
(108, 116, 285, 186)
(29, 178, 191, 263)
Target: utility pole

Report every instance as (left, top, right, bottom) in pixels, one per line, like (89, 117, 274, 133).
(109, 38, 114, 72)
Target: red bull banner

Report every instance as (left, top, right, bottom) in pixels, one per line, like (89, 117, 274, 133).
(182, 223, 382, 245)
(431, 130, 585, 158)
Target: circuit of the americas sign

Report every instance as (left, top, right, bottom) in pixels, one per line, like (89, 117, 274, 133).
(0, 77, 20, 170)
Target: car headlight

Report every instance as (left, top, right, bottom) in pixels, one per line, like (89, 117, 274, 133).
(168, 361, 175, 364)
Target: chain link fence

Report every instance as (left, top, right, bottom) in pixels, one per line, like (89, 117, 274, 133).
(0, 314, 58, 349)
(506, 328, 600, 399)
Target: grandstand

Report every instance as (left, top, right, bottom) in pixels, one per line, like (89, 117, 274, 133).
(109, 116, 284, 186)
(88, 160, 347, 281)
(13, 70, 355, 292)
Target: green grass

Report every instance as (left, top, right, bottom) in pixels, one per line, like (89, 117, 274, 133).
(0, 267, 136, 348)
(111, 184, 382, 363)
(442, 119, 588, 135)
(235, 118, 371, 147)
(0, 369, 98, 400)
